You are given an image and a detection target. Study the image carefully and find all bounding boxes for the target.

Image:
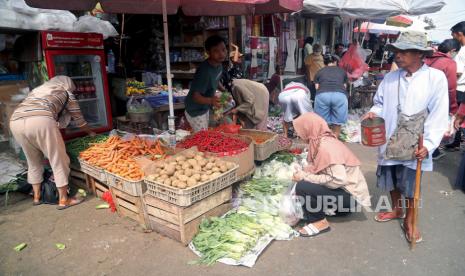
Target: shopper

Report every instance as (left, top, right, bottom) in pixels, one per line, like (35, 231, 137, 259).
(303, 36, 314, 59)
(228, 79, 269, 130)
(221, 43, 244, 93)
(425, 38, 460, 159)
(314, 54, 348, 139)
(278, 82, 313, 137)
(9, 76, 94, 209)
(304, 44, 325, 104)
(292, 113, 371, 237)
(455, 104, 465, 191)
(364, 31, 449, 243)
(185, 35, 226, 132)
(265, 65, 282, 106)
(334, 43, 345, 58)
(448, 21, 465, 151)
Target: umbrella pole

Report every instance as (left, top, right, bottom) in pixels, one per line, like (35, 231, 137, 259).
(162, 0, 176, 147)
(411, 134, 423, 250)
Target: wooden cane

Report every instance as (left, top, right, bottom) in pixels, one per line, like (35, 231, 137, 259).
(411, 134, 423, 250)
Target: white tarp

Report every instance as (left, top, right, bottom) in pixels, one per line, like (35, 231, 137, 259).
(0, 0, 118, 38)
(302, 0, 446, 19)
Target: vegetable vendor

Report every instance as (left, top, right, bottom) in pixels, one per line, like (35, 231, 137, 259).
(278, 82, 313, 137)
(363, 31, 448, 243)
(292, 113, 371, 237)
(10, 76, 95, 209)
(185, 35, 226, 132)
(227, 79, 269, 130)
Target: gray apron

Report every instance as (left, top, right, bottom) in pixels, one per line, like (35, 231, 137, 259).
(384, 73, 428, 161)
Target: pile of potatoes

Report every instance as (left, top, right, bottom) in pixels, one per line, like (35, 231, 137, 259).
(146, 151, 236, 189)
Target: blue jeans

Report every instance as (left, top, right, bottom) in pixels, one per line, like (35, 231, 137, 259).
(314, 92, 348, 125)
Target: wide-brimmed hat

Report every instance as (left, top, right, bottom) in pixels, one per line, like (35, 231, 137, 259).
(386, 31, 433, 56)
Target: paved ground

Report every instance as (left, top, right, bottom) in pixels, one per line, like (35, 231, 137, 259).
(1, 144, 464, 276)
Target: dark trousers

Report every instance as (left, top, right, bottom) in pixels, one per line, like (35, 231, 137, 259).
(451, 91, 465, 147)
(295, 181, 355, 223)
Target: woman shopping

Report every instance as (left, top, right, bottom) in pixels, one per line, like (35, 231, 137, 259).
(10, 76, 95, 209)
(292, 113, 371, 237)
(278, 82, 313, 137)
(314, 54, 349, 139)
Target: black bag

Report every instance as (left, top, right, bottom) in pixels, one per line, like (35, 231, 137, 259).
(40, 169, 59, 204)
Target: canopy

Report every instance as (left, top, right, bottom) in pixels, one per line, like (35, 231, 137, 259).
(354, 22, 401, 35)
(301, 0, 445, 19)
(25, 0, 303, 15)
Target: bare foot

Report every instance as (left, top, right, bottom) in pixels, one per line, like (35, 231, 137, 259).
(374, 211, 404, 222)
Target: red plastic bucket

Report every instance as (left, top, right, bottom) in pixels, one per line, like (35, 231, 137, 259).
(361, 117, 386, 146)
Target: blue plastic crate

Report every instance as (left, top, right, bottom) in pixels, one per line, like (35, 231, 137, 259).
(145, 94, 169, 107)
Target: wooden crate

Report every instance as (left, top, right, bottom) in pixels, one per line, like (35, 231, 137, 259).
(110, 186, 150, 229)
(85, 174, 109, 198)
(143, 187, 232, 245)
(70, 165, 92, 193)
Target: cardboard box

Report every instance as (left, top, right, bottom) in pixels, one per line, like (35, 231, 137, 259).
(218, 134, 255, 181)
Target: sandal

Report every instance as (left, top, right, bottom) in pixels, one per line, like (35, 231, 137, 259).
(33, 195, 41, 206)
(374, 212, 405, 222)
(57, 197, 84, 210)
(299, 223, 331, 238)
(401, 223, 423, 243)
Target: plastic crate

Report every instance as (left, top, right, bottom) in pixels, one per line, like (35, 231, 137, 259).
(145, 164, 238, 207)
(238, 130, 278, 161)
(105, 171, 146, 196)
(145, 94, 169, 107)
(78, 158, 107, 183)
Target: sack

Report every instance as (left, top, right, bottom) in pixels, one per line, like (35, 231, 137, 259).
(40, 170, 59, 204)
(279, 183, 304, 226)
(385, 110, 427, 161)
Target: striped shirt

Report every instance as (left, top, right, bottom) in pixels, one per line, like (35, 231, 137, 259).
(10, 90, 87, 128)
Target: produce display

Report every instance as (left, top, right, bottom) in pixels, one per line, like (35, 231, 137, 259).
(213, 92, 233, 121)
(126, 80, 146, 96)
(79, 136, 166, 180)
(269, 151, 295, 165)
(177, 130, 248, 154)
(239, 131, 274, 144)
(146, 151, 236, 189)
(276, 135, 292, 150)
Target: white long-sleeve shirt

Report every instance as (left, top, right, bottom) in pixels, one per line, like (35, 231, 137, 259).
(370, 64, 449, 171)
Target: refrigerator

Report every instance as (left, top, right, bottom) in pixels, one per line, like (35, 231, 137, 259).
(41, 31, 112, 140)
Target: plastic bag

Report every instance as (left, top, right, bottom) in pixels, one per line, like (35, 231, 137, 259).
(279, 183, 304, 226)
(126, 96, 152, 113)
(339, 44, 369, 81)
(73, 15, 118, 39)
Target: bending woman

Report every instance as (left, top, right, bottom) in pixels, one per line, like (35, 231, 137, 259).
(10, 76, 94, 209)
(292, 113, 371, 237)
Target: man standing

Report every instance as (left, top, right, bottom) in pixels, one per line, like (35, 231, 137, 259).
(334, 43, 345, 58)
(447, 21, 465, 150)
(364, 31, 449, 243)
(184, 35, 226, 132)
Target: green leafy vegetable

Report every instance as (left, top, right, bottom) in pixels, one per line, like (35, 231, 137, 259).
(13, 243, 27, 252)
(56, 243, 66, 250)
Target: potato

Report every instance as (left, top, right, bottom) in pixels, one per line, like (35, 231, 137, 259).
(165, 165, 176, 176)
(154, 162, 163, 169)
(198, 159, 207, 167)
(184, 169, 193, 177)
(187, 178, 197, 187)
(160, 174, 169, 180)
(176, 155, 186, 162)
(160, 169, 167, 175)
(171, 180, 179, 187)
(147, 175, 156, 181)
(205, 170, 212, 175)
(182, 162, 192, 170)
(219, 165, 228, 173)
(212, 167, 220, 173)
(187, 159, 198, 166)
(192, 174, 201, 181)
(156, 177, 165, 183)
(194, 155, 204, 162)
(176, 165, 182, 171)
(164, 178, 172, 186)
(200, 174, 210, 182)
(192, 164, 202, 172)
(178, 181, 187, 189)
(178, 175, 189, 182)
(226, 162, 235, 170)
(205, 162, 214, 170)
(210, 172, 221, 179)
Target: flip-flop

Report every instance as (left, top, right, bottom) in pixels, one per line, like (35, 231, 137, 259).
(400, 223, 423, 243)
(33, 201, 42, 206)
(374, 212, 406, 222)
(57, 197, 85, 210)
(299, 224, 331, 238)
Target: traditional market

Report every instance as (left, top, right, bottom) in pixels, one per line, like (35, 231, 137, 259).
(1, 0, 465, 275)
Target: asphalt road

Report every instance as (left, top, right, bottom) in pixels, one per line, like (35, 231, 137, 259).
(1, 144, 464, 276)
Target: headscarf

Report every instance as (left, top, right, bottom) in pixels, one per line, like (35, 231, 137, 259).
(292, 112, 360, 174)
(30, 75, 76, 98)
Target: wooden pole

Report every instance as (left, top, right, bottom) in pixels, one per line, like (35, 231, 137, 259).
(411, 134, 423, 250)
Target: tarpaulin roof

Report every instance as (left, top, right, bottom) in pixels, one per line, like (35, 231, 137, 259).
(301, 0, 445, 19)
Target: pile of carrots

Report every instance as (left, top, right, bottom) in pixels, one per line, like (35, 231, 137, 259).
(79, 136, 166, 180)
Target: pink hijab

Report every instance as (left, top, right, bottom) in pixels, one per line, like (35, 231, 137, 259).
(292, 113, 360, 174)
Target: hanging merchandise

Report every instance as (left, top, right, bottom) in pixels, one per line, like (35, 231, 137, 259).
(284, 39, 297, 73)
(268, 37, 277, 77)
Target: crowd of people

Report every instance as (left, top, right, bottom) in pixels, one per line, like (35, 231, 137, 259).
(9, 21, 465, 245)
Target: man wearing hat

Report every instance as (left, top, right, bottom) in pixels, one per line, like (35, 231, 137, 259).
(363, 31, 449, 243)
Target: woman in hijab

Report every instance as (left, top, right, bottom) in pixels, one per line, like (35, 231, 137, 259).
(292, 113, 371, 237)
(10, 76, 94, 209)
